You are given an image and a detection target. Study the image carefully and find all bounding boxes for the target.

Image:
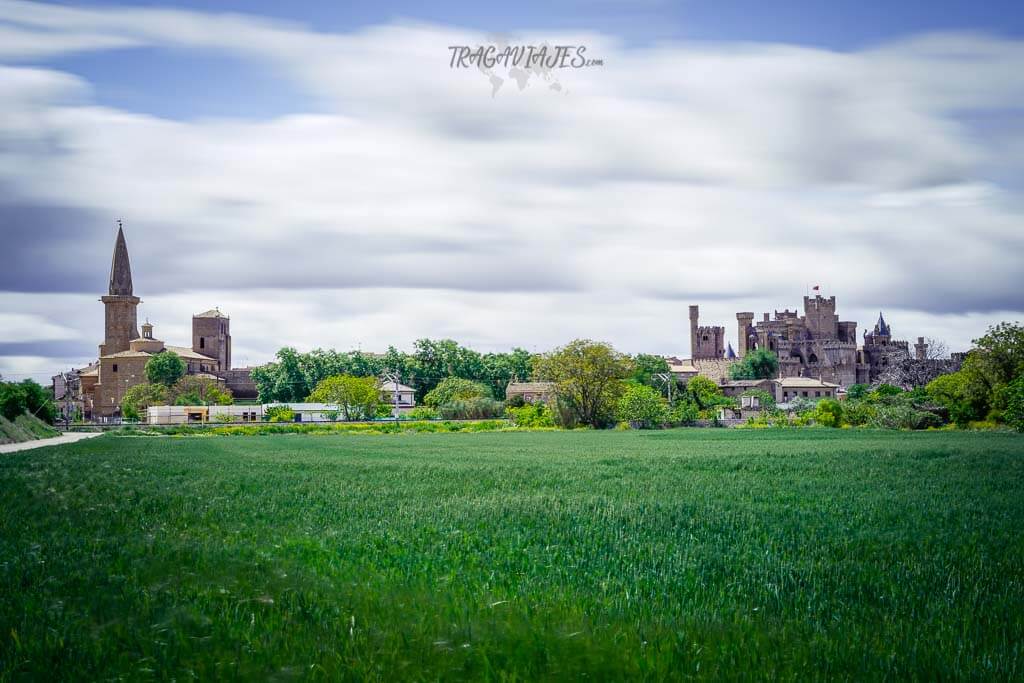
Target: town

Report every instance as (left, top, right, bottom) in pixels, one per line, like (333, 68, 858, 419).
(45, 226, 965, 427)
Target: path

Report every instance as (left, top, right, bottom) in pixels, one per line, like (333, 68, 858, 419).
(0, 431, 103, 454)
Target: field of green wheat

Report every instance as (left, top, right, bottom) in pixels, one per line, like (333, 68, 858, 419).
(2, 429, 1023, 680)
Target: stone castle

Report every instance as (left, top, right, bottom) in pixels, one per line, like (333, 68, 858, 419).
(688, 295, 928, 386)
(67, 226, 255, 419)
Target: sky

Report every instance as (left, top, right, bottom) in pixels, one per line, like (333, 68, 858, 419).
(1, 0, 1023, 380)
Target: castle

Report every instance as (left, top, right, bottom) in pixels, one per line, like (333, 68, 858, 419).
(688, 295, 925, 386)
(62, 226, 255, 419)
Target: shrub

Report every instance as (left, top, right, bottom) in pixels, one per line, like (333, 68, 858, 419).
(668, 400, 700, 426)
(407, 406, 439, 420)
(438, 397, 506, 420)
(265, 406, 295, 423)
(214, 413, 238, 423)
(424, 378, 492, 409)
(616, 384, 668, 429)
(507, 402, 556, 428)
(1003, 375, 1024, 433)
(810, 399, 844, 428)
(506, 394, 526, 408)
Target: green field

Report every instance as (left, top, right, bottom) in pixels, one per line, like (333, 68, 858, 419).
(2, 430, 1023, 680)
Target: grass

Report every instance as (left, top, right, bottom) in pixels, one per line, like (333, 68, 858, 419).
(0, 413, 59, 445)
(1, 429, 1022, 680)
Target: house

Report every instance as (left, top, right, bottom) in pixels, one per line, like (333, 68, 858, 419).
(380, 381, 416, 413)
(506, 381, 556, 404)
(772, 377, 839, 403)
(718, 378, 775, 399)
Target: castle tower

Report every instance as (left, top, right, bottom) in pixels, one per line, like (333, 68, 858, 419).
(915, 336, 928, 360)
(689, 305, 699, 360)
(99, 224, 140, 356)
(736, 312, 754, 357)
(192, 308, 231, 371)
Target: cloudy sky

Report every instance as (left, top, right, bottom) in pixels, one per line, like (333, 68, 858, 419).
(1, 0, 1023, 380)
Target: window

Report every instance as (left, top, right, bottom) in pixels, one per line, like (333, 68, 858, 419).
(815, 391, 821, 397)
(200, 337, 205, 349)
(802, 391, 808, 397)
(112, 364, 118, 372)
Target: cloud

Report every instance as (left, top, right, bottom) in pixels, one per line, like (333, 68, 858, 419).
(0, 1, 1022, 376)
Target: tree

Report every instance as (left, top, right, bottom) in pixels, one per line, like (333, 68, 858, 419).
(0, 382, 27, 421)
(423, 377, 491, 408)
(19, 379, 56, 424)
(617, 384, 669, 428)
(632, 354, 670, 388)
(729, 348, 779, 380)
(146, 351, 186, 387)
(810, 398, 844, 428)
(926, 372, 982, 427)
(846, 383, 870, 400)
(1004, 376, 1024, 433)
(684, 376, 723, 409)
(534, 340, 633, 428)
(121, 383, 169, 420)
(172, 376, 233, 406)
(307, 375, 379, 421)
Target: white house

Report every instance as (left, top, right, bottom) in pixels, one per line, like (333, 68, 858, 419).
(379, 381, 416, 413)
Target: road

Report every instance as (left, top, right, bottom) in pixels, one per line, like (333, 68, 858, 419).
(0, 431, 104, 454)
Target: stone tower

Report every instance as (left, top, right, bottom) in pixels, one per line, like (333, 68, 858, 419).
(914, 336, 929, 360)
(192, 308, 231, 371)
(99, 224, 140, 356)
(689, 304, 725, 359)
(736, 312, 754, 357)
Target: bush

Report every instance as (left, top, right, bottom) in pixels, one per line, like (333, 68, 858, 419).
(810, 399, 844, 428)
(424, 378, 492, 409)
(438, 397, 506, 420)
(616, 384, 668, 429)
(265, 406, 295, 423)
(214, 413, 238, 423)
(407, 406, 439, 420)
(507, 402, 556, 428)
(506, 394, 526, 408)
(668, 400, 700, 426)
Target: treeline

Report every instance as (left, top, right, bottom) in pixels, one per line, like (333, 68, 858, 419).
(0, 377, 56, 423)
(251, 340, 534, 403)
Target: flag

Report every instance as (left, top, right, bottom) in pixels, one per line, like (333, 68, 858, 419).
(812, 285, 820, 291)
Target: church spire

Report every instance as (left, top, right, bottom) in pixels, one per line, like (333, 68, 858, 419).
(108, 220, 133, 296)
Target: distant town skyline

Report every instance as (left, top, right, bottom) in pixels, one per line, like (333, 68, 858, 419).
(1, 0, 1023, 379)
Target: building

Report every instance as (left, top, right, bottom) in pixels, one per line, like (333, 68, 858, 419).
(718, 379, 775, 399)
(147, 405, 262, 425)
(380, 380, 416, 413)
(60, 225, 255, 419)
(506, 381, 556, 404)
(686, 294, 920, 388)
(772, 377, 839, 403)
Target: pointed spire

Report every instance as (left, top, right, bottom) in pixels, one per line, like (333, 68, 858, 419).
(108, 220, 133, 296)
(875, 311, 889, 336)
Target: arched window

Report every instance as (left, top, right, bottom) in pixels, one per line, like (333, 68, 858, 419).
(808, 353, 818, 363)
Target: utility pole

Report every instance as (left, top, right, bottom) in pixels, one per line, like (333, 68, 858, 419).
(381, 369, 401, 421)
(655, 372, 674, 406)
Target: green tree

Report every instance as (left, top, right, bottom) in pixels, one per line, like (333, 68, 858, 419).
(1002, 375, 1024, 433)
(685, 376, 723, 409)
(307, 375, 380, 421)
(18, 379, 56, 424)
(534, 340, 633, 428)
(632, 354, 670, 388)
(617, 384, 669, 428)
(927, 371, 983, 427)
(0, 381, 27, 421)
(423, 377, 491, 409)
(121, 383, 169, 420)
(810, 398, 844, 428)
(172, 376, 233, 406)
(729, 348, 779, 380)
(146, 351, 186, 387)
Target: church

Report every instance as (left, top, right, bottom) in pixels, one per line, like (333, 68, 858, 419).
(69, 226, 256, 419)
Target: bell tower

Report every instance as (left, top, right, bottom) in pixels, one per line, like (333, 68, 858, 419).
(99, 222, 140, 356)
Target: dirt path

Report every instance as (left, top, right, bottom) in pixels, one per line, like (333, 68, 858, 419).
(0, 431, 104, 454)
